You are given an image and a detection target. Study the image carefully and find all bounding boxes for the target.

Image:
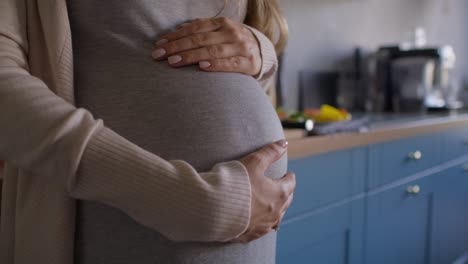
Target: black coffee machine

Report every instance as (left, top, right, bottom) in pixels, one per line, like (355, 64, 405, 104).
(368, 45, 460, 112)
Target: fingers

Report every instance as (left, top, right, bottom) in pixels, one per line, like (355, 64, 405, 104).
(198, 56, 255, 75)
(248, 140, 288, 173)
(153, 16, 262, 76)
(276, 172, 296, 201)
(234, 211, 286, 243)
(152, 31, 240, 61)
(156, 17, 230, 43)
(162, 44, 251, 69)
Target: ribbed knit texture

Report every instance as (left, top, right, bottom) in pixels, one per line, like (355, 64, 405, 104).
(0, 0, 279, 263)
(246, 25, 278, 90)
(72, 127, 252, 241)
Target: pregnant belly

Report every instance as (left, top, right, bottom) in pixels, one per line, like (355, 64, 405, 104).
(75, 65, 286, 264)
(77, 65, 287, 175)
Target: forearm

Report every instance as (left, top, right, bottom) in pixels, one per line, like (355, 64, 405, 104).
(72, 126, 251, 241)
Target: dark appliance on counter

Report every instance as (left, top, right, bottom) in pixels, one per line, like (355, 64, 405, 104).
(298, 71, 339, 111)
(298, 48, 365, 112)
(368, 45, 461, 112)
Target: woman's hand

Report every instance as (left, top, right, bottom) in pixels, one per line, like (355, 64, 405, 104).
(235, 140, 296, 243)
(152, 17, 262, 77)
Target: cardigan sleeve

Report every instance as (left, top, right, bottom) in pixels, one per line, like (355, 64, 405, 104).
(0, 0, 251, 242)
(244, 25, 278, 93)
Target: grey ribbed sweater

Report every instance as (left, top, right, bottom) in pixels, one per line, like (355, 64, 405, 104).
(67, 0, 286, 263)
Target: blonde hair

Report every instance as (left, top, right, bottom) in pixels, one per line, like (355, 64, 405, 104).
(215, 0, 289, 54)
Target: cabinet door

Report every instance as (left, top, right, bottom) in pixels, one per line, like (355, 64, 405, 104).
(364, 176, 435, 264)
(441, 125, 468, 162)
(286, 148, 366, 217)
(277, 199, 364, 264)
(430, 162, 468, 264)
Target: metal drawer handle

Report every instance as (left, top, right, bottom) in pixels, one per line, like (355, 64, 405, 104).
(407, 185, 421, 194)
(408, 151, 422, 160)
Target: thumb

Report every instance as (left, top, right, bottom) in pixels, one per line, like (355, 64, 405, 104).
(253, 139, 288, 172)
(274, 172, 296, 197)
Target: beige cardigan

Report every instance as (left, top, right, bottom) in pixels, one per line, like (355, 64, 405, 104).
(0, 0, 278, 263)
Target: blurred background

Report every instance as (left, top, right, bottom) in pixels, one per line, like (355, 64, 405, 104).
(275, 2, 468, 263)
(276, 0, 468, 112)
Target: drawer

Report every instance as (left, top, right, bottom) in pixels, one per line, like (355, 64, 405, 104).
(364, 175, 436, 264)
(442, 125, 468, 162)
(286, 147, 366, 218)
(368, 133, 442, 188)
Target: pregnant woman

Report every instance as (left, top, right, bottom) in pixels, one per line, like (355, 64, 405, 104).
(0, 0, 294, 263)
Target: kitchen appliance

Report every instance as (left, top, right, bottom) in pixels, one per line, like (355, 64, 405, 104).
(368, 45, 461, 112)
(298, 71, 339, 111)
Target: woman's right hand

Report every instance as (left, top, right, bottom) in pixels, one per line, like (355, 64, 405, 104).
(235, 140, 296, 243)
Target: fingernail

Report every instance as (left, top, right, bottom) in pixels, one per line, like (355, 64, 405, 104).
(152, 48, 166, 59)
(156, 38, 168, 46)
(199, 61, 211, 68)
(168, 55, 182, 64)
(276, 139, 288, 148)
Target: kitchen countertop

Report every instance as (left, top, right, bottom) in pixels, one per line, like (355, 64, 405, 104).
(286, 110, 468, 159)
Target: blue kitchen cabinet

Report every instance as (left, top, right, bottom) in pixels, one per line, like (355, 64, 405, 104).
(368, 132, 442, 189)
(278, 124, 468, 264)
(277, 198, 365, 264)
(430, 161, 468, 264)
(442, 125, 468, 162)
(277, 147, 366, 264)
(284, 148, 366, 219)
(364, 175, 436, 264)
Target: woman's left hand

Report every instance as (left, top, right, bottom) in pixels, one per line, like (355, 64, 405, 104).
(152, 17, 262, 77)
